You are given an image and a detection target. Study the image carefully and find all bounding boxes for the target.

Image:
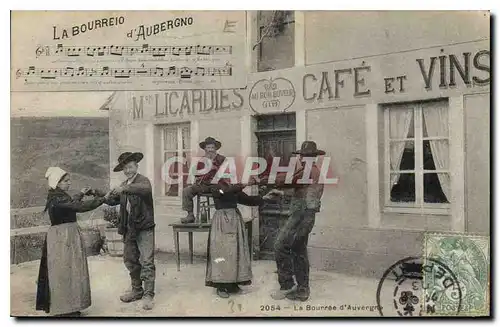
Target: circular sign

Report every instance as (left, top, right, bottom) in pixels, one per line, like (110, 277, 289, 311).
(249, 77, 296, 113)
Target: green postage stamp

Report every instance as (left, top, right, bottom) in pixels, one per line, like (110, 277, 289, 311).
(423, 233, 490, 316)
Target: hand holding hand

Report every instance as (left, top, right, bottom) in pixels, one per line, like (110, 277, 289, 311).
(80, 187, 92, 195)
(112, 185, 124, 194)
(104, 190, 114, 200)
(263, 189, 284, 200)
(248, 176, 260, 186)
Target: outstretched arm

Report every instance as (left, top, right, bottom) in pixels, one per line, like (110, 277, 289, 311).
(274, 169, 307, 189)
(92, 189, 107, 197)
(71, 187, 93, 201)
(221, 184, 246, 194)
(91, 188, 120, 206)
(104, 193, 120, 206)
(53, 197, 106, 213)
(71, 192, 85, 201)
(237, 192, 264, 207)
(122, 179, 152, 197)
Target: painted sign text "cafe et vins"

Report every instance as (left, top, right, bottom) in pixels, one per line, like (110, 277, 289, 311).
(303, 49, 490, 102)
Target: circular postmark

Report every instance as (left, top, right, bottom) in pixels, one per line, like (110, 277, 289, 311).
(376, 256, 462, 316)
(249, 77, 296, 114)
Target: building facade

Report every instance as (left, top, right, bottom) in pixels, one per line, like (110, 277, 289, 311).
(107, 11, 490, 277)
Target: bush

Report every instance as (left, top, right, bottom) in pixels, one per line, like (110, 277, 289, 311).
(103, 206, 120, 228)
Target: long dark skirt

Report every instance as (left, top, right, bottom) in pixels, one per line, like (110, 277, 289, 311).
(36, 222, 91, 315)
(205, 208, 252, 288)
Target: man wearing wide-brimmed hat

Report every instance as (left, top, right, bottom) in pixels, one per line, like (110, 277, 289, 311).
(102, 151, 156, 310)
(264, 141, 326, 302)
(181, 136, 226, 224)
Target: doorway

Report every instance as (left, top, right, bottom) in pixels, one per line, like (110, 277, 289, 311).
(255, 113, 296, 259)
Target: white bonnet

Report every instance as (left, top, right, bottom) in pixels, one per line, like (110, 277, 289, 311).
(45, 167, 68, 189)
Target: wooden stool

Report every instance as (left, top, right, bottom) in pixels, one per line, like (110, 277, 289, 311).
(195, 193, 214, 223)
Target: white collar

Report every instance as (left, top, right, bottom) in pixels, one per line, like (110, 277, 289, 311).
(127, 173, 138, 184)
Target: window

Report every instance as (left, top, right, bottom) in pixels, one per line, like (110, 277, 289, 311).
(162, 124, 191, 197)
(256, 11, 295, 72)
(384, 100, 450, 213)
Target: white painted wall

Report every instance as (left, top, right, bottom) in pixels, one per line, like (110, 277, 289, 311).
(304, 11, 490, 65)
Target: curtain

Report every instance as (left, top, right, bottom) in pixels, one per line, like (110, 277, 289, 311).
(389, 106, 414, 187)
(422, 102, 450, 202)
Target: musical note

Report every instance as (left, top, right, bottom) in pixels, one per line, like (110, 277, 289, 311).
(55, 44, 64, 54)
(110, 45, 124, 56)
(179, 67, 192, 79)
(172, 47, 180, 56)
(27, 66, 36, 76)
(152, 46, 166, 57)
(86, 46, 105, 57)
(32, 44, 233, 58)
(168, 66, 176, 76)
(140, 44, 149, 54)
(196, 67, 205, 76)
(100, 67, 109, 77)
(67, 47, 83, 57)
(76, 66, 86, 76)
(154, 67, 164, 77)
(62, 67, 74, 77)
(87, 68, 97, 77)
(40, 68, 58, 79)
(197, 45, 212, 55)
(15, 64, 233, 80)
(114, 68, 132, 78)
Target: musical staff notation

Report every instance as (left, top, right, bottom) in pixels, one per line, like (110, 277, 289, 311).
(15, 65, 233, 80)
(35, 44, 233, 58)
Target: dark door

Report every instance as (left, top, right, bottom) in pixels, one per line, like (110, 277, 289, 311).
(255, 114, 296, 259)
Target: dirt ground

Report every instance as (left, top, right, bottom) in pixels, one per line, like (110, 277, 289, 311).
(10, 252, 383, 317)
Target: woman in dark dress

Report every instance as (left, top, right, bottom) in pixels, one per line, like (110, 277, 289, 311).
(36, 167, 108, 317)
(205, 182, 270, 298)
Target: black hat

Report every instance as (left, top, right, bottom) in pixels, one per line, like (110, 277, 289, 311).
(292, 141, 326, 157)
(199, 137, 221, 150)
(113, 152, 144, 172)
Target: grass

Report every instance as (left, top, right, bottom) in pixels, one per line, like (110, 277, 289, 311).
(10, 116, 111, 264)
(11, 117, 110, 208)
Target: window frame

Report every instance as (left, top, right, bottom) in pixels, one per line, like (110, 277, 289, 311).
(383, 101, 451, 215)
(161, 123, 191, 197)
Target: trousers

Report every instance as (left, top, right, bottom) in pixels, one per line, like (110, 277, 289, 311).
(274, 209, 316, 290)
(123, 228, 156, 297)
(182, 184, 211, 212)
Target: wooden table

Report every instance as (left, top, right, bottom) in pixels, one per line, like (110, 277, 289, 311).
(169, 222, 211, 272)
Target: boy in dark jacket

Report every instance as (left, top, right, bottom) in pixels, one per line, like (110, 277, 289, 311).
(101, 152, 156, 311)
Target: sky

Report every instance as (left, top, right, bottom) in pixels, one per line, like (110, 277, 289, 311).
(10, 92, 113, 117)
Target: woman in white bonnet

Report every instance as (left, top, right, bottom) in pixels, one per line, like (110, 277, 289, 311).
(35, 167, 109, 317)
